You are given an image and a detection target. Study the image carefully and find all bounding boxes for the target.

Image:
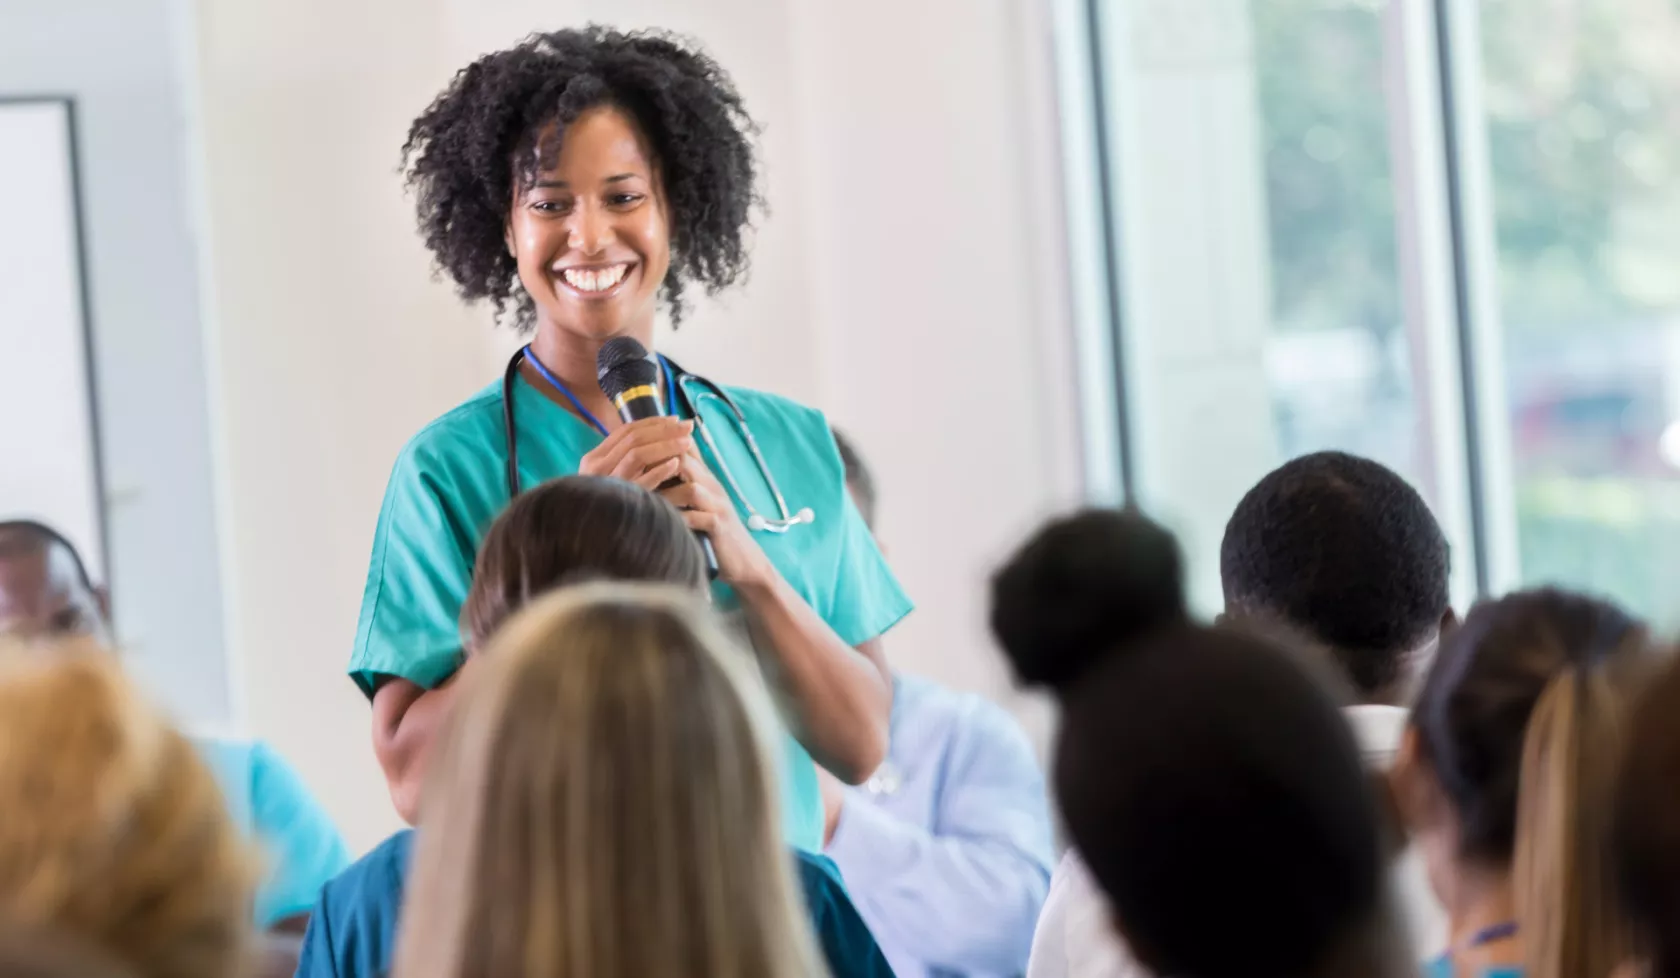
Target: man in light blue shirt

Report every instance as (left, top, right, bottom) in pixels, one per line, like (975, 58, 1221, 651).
(820, 435, 1055, 978)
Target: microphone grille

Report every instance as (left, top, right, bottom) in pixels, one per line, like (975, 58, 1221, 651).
(597, 336, 651, 380)
(597, 348, 660, 401)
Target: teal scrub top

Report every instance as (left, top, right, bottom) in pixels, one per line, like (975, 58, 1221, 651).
(194, 736, 353, 927)
(349, 370, 913, 852)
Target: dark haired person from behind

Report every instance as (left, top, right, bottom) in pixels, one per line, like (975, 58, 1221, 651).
(991, 509, 1412, 978)
(357, 26, 908, 854)
(1029, 450, 1453, 977)
(1221, 450, 1452, 706)
(1391, 588, 1658, 978)
(299, 476, 894, 978)
(1613, 652, 1680, 978)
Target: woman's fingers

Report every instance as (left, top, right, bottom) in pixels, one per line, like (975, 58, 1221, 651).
(674, 454, 724, 495)
(632, 457, 683, 492)
(577, 418, 696, 478)
(608, 437, 697, 481)
(661, 472, 726, 517)
(680, 508, 719, 534)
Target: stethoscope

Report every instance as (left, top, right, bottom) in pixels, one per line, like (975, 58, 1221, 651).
(501, 345, 816, 534)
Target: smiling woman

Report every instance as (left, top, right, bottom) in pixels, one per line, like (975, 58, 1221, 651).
(353, 27, 910, 854)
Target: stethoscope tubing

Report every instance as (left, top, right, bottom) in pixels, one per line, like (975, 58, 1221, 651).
(500, 347, 813, 534)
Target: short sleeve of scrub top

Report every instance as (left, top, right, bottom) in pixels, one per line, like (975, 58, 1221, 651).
(348, 373, 913, 852)
(194, 737, 354, 927)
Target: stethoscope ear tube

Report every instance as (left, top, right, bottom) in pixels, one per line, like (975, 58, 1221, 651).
(502, 350, 526, 499)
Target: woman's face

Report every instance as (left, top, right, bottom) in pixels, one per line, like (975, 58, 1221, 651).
(507, 106, 671, 344)
(1391, 727, 1466, 909)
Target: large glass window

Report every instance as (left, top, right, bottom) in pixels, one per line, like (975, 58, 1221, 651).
(1079, 0, 1680, 617)
(1255, 0, 1419, 482)
(1077, 0, 1475, 608)
(1478, 0, 1680, 622)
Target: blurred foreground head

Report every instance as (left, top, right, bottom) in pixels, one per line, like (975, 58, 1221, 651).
(0, 521, 108, 644)
(1397, 587, 1661, 978)
(1615, 652, 1680, 978)
(990, 508, 1398, 978)
(0, 640, 253, 978)
(396, 582, 822, 978)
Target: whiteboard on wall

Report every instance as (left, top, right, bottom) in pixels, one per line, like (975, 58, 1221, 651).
(0, 98, 106, 577)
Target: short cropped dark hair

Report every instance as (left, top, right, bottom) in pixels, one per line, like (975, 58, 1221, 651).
(1220, 452, 1450, 698)
(402, 26, 761, 329)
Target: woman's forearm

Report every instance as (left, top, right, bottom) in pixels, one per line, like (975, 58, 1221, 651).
(735, 574, 892, 784)
(370, 674, 461, 824)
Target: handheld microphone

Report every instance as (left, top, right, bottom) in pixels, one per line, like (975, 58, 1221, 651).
(597, 337, 720, 579)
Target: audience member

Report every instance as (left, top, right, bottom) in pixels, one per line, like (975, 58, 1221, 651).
(0, 930, 136, 978)
(1613, 651, 1680, 978)
(299, 476, 893, 978)
(821, 429, 1054, 978)
(992, 509, 1413, 978)
(394, 582, 829, 978)
(1028, 451, 1453, 977)
(1392, 588, 1659, 978)
(0, 519, 352, 934)
(1220, 450, 1453, 705)
(0, 642, 254, 978)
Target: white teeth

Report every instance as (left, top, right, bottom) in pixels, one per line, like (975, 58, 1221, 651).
(561, 264, 629, 293)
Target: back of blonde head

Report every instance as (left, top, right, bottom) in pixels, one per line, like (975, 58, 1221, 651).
(1515, 655, 1650, 978)
(0, 639, 253, 978)
(395, 583, 825, 978)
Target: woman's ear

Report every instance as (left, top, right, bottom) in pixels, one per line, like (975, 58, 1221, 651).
(504, 223, 517, 257)
(1389, 726, 1435, 836)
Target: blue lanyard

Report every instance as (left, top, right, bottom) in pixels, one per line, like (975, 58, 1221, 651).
(1466, 921, 1517, 949)
(520, 344, 678, 437)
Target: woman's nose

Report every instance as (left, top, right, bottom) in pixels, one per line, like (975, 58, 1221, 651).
(567, 203, 614, 255)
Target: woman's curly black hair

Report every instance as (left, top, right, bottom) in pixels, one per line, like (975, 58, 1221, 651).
(402, 26, 762, 329)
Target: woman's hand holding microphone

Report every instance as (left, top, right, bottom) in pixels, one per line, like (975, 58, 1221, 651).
(577, 418, 774, 588)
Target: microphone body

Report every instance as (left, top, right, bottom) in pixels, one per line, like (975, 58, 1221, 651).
(597, 338, 721, 579)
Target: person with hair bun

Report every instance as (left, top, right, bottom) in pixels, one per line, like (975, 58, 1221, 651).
(1027, 452, 1454, 978)
(1392, 589, 1660, 978)
(991, 508, 1412, 978)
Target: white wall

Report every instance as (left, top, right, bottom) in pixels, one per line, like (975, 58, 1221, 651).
(190, 0, 1083, 849)
(0, 101, 104, 577)
(786, 0, 1088, 703)
(0, 0, 232, 726)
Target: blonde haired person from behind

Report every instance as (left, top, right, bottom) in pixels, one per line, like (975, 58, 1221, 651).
(0, 640, 255, 978)
(394, 582, 827, 978)
(1612, 649, 1680, 978)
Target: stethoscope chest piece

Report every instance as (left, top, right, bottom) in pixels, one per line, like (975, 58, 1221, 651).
(747, 508, 816, 533)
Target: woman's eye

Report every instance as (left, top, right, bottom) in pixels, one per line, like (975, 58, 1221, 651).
(608, 193, 644, 208)
(531, 199, 571, 214)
